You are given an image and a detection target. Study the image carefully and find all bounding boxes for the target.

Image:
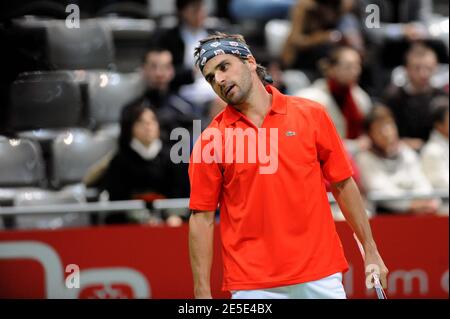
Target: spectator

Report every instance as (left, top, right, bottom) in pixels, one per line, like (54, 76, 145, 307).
(281, 0, 364, 70)
(363, 0, 431, 43)
(356, 104, 441, 214)
(155, 0, 206, 86)
(382, 42, 448, 150)
(156, 0, 216, 107)
(141, 47, 199, 141)
(421, 96, 449, 191)
(295, 46, 372, 153)
(99, 98, 190, 224)
(362, 0, 448, 68)
(160, 0, 208, 74)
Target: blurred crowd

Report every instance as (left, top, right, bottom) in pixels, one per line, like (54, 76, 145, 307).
(0, 0, 448, 229)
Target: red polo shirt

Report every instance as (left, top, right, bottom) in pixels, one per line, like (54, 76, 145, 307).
(189, 85, 353, 291)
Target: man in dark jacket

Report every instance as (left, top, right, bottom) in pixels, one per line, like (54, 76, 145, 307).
(382, 43, 448, 150)
(142, 46, 200, 143)
(156, 0, 209, 88)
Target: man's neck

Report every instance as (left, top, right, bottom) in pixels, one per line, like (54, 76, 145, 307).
(405, 82, 433, 95)
(234, 82, 272, 128)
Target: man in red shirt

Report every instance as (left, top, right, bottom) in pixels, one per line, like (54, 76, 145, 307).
(188, 32, 388, 299)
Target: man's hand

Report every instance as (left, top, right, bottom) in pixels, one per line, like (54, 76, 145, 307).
(364, 249, 389, 289)
(331, 177, 389, 292)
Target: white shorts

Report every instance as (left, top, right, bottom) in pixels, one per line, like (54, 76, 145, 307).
(231, 272, 346, 299)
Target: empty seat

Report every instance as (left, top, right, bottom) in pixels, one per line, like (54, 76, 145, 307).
(0, 136, 90, 230)
(0, 137, 45, 187)
(86, 71, 145, 127)
(9, 75, 84, 131)
(98, 17, 156, 72)
(0, 136, 46, 208)
(0, 137, 47, 229)
(46, 19, 115, 70)
(17, 69, 88, 82)
(12, 184, 90, 230)
(51, 129, 117, 187)
(97, 2, 151, 19)
(13, 70, 144, 130)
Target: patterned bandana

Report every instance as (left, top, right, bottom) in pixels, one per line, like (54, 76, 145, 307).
(195, 38, 253, 72)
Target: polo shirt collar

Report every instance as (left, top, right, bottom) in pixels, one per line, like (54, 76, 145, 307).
(223, 85, 287, 125)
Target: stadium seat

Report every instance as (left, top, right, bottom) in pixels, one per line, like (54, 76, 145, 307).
(15, 70, 145, 130)
(86, 71, 145, 128)
(98, 17, 156, 72)
(50, 129, 117, 188)
(0, 137, 45, 188)
(0, 136, 90, 230)
(9, 74, 84, 131)
(46, 19, 115, 70)
(97, 2, 151, 19)
(17, 69, 88, 82)
(12, 184, 90, 230)
(95, 123, 121, 139)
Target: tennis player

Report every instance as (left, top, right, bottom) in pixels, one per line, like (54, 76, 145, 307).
(188, 32, 388, 299)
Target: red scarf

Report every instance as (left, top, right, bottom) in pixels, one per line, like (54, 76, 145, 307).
(327, 78, 364, 139)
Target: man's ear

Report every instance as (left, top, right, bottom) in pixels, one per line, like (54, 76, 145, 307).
(246, 56, 258, 72)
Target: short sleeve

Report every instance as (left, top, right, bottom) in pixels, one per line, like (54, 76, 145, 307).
(316, 107, 354, 183)
(188, 135, 223, 211)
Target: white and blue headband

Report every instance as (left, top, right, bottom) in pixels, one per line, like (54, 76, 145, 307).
(195, 38, 253, 72)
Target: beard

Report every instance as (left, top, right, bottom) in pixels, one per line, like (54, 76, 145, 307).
(220, 77, 253, 106)
(222, 85, 245, 105)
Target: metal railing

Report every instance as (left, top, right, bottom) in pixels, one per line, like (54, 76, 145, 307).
(0, 190, 447, 218)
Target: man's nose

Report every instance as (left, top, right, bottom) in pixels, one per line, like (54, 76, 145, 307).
(215, 72, 226, 85)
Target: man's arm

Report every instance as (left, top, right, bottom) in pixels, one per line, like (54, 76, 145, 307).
(330, 177, 389, 288)
(189, 210, 215, 298)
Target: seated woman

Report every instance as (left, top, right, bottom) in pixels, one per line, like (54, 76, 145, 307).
(356, 104, 441, 215)
(97, 97, 190, 225)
